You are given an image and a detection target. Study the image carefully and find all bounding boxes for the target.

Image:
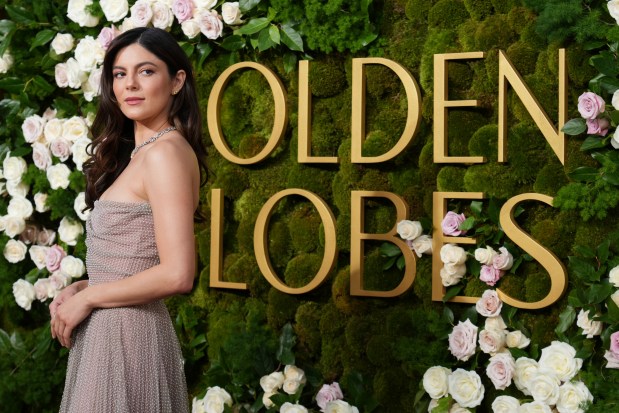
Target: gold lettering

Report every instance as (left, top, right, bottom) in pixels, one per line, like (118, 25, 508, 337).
(351, 58, 421, 163)
(254, 189, 337, 294)
(350, 191, 416, 297)
(433, 52, 486, 164)
(498, 193, 567, 309)
(207, 62, 288, 165)
(498, 49, 566, 164)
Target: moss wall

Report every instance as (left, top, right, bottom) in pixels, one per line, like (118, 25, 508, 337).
(180, 0, 615, 410)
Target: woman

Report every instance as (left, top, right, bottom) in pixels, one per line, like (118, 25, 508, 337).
(49, 27, 206, 412)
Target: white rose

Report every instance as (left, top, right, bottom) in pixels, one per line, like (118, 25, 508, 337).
(514, 357, 539, 396)
(411, 234, 432, 257)
(538, 341, 583, 382)
(609, 0, 619, 24)
(61, 255, 86, 278)
(44, 118, 64, 143)
(66, 57, 88, 89)
(130, 0, 154, 27)
(0, 51, 13, 73)
(284, 365, 306, 382)
(440, 243, 467, 264)
(611, 290, 619, 308)
(50, 137, 73, 161)
(556, 381, 593, 413)
(440, 263, 466, 286)
(528, 369, 560, 405)
(43, 107, 57, 121)
(50, 271, 72, 291)
(7, 196, 33, 219)
(74, 192, 90, 221)
(74, 36, 105, 73)
(6, 181, 29, 197)
(475, 289, 503, 317)
(32, 142, 53, 170)
(518, 401, 552, 413)
(71, 137, 92, 171)
(484, 315, 507, 331)
(612, 89, 619, 111)
(260, 371, 285, 393)
(181, 18, 202, 38)
(197, 9, 223, 39)
(34, 277, 56, 300)
(12, 279, 36, 310)
(447, 369, 485, 408)
(283, 378, 302, 395)
(51, 33, 75, 55)
(474, 246, 497, 265)
(576, 309, 603, 338)
(506, 330, 530, 349)
(449, 404, 470, 413)
(3, 155, 27, 184)
(4, 215, 26, 238)
(4, 239, 28, 263)
(191, 397, 206, 413)
(34, 192, 50, 213)
(262, 392, 276, 409)
(58, 217, 84, 246)
(486, 352, 515, 390)
(22, 115, 46, 143)
(427, 399, 439, 412)
(119, 16, 137, 32)
(29, 245, 50, 269)
(479, 328, 506, 355)
(67, 0, 100, 27)
(194, 0, 217, 10)
(493, 246, 514, 271)
(100, 0, 129, 22)
(55, 62, 69, 88)
(47, 163, 71, 189)
(491, 395, 520, 413)
(324, 400, 359, 413)
(152, 1, 174, 29)
(397, 219, 423, 240)
(422, 366, 451, 399)
(203, 386, 232, 413)
(280, 402, 309, 413)
(609, 265, 619, 287)
(221, 2, 243, 25)
(82, 68, 102, 102)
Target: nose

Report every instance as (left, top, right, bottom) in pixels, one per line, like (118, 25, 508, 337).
(125, 73, 139, 90)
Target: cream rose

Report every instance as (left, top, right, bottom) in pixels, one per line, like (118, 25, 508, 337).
(283, 365, 306, 388)
(491, 395, 520, 413)
(609, 265, 619, 287)
(484, 315, 507, 331)
(259, 371, 285, 393)
(475, 289, 503, 317)
(611, 290, 619, 308)
(440, 244, 467, 265)
(63, 116, 89, 142)
(194, 0, 217, 10)
(478, 328, 506, 355)
(61, 255, 86, 278)
(3, 155, 27, 184)
(29, 245, 50, 269)
(32, 143, 53, 170)
(71, 137, 92, 171)
(447, 368, 485, 408)
(191, 397, 206, 413)
(448, 319, 478, 361)
(528, 369, 560, 405)
(449, 404, 470, 413)
(58, 217, 84, 246)
(609, 0, 619, 24)
(50, 137, 72, 161)
(280, 402, 309, 413)
(51, 33, 75, 55)
(13, 279, 36, 310)
(34, 277, 56, 300)
(0, 51, 13, 73)
(8, 196, 33, 220)
(22, 115, 45, 143)
(47, 163, 71, 189)
(181, 18, 201, 38)
(440, 263, 466, 286)
(67, 0, 100, 27)
(518, 401, 552, 413)
(283, 378, 303, 395)
(222, 2, 243, 25)
(4, 239, 28, 263)
(6, 181, 29, 197)
(474, 246, 497, 265)
(50, 271, 72, 291)
(324, 400, 359, 413)
(34, 193, 50, 213)
(130, 0, 154, 27)
(538, 341, 583, 382)
(514, 357, 539, 395)
(4, 215, 26, 238)
(576, 309, 603, 338)
(202, 386, 232, 413)
(556, 381, 593, 413)
(492, 246, 513, 271)
(67, 57, 88, 89)
(74, 192, 90, 221)
(411, 234, 432, 257)
(152, 1, 174, 29)
(100, 0, 129, 22)
(486, 352, 515, 390)
(262, 392, 276, 409)
(198, 9, 223, 39)
(506, 330, 530, 349)
(44, 118, 64, 142)
(422, 366, 451, 399)
(397, 219, 423, 240)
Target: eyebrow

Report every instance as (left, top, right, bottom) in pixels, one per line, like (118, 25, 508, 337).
(112, 61, 159, 70)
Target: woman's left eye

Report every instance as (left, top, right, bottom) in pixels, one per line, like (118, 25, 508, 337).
(140, 69, 154, 76)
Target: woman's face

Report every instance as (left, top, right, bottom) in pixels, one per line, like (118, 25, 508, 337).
(111, 43, 185, 128)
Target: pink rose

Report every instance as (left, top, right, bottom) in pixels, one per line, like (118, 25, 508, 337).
(50, 271, 72, 290)
(37, 228, 56, 246)
(578, 91, 605, 120)
(605, 350, 619, 369)
(130, 0, 153, 27)
(46, 244, 67, 272)
(32, 142, 52, 170)
(486, 353, 515, 390)
(33, 278, 53, 301)
(479, 328, 505, 354)
(172, 0, 194, 23)
(492, 247, 513, 271)
(480, 264, 503, 286)
(475, 289, 503, 317)
(441, 211, 467, 236)
(50, 137, 72, 161)
(448, 319, 478, 361)
(586, 118, 609, 136)
(198, 9, 223, 39)
(611, 331, 619, 355)
(97, 26, 119, 50)
(316, 383, 344, 411)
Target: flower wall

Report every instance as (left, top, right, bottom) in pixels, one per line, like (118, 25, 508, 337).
(1, 0, 619, 412)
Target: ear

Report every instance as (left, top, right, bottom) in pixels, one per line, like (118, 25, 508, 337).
(173, 69, 186, 93)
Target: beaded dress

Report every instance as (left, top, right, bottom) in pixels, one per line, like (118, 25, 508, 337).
(59, 200, 188, 413)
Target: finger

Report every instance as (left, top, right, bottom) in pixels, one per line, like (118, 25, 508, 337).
(62, 326, 72, 349)
(50, 318, 55, 339)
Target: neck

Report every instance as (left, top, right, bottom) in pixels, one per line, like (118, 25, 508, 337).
(133, 121, 171, 146)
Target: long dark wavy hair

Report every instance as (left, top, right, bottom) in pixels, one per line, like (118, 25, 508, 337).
(83, 27, 207, 218)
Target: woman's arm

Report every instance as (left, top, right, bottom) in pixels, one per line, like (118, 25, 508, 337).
(51, 138, 199, 347)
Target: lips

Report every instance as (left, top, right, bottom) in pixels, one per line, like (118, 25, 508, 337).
(124, 97, 144, 105)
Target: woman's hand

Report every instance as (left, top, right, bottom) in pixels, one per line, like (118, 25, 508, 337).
(49, 281, 84, 320)
(51, 287, 93, 348)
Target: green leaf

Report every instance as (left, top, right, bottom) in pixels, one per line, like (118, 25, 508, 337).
(580, 136, 606, 151)
(574, 245, 596, 258)
(380, 242, 402, 257)
(458, 216, 475, 231)
(178, 41, 194, 57)
(196, 42, 213, 67)
(276, 323, 296, 365)
(269, 25, 280, 44)
(396, 255, 405, 271)
(567, 167, 599, 182)
(0, 329, 12, 354)
(554, 306, 575, 335)
(31, 75, 55, 95)
(257, 27, 275, 52)
(283, 52, 297, 74)
(568, 256, 599, 282)
(383, 255, 397, 270)
(442, 285, 463, 303)
(5, 5, 36, 24)
(357, 30, 378, 47)
(602, 169, 619, 185)
(220, 35, 245, 51)
(601, 75, 619, 94)
(30, 29, 56, 51)
(239, 0, 261, 12)
(591, 52, 619, 77)
(0, 77, 25, 94)
(234, 17, 271, 35)
(280, 25, 303, 52)
(561, 118, 586, 135)
(442, 306, 454, 325)
(606, 296, 619, 322)
(597, 239, 611, 264)
(587, 283, 613, 304)
(470, 200, 483, 216)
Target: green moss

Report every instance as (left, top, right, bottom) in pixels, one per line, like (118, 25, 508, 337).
(498, 273, 526, 301)
(336, 213, 351, 252)
(286, 164, 336, 203)
(213, 164, 249, 200)
(419, 141, 440, 188)
(419, 28, 460, 92)
(573, 219, 615, 250)
(412, 257, 433, 303)
(267, 288, 299, 330)
(320, 335, 346, 380)
(283, 252, 324, 289)
(362, 130, 397, 158)
(366, 105, 409, 146)
(365, 65, 402, 99)
(405, 0, 434, 23)
(332, 266, 368, 315)
(447, 109, 489, 157)
(491, 0, 521, 14)
(475, 14, 517, 50)
(463, 163, 525, 199)
(533, 162, 569, 196)
(531, 218, 574, 258)
(233, 189, 268, 223)
(266, 220, 293, 270)
(566, 44, 599, 89)
(457, 19, 479, 52)
(362, 248, 410, 292)
(468, 124, 498, 161)
(506, 41, 538, 76)
(359, 168, 392, 191)
(345, 315, 374, 357)
(505, 122, 552, 184)
(428, 0, 469, 29)
(319, 302, 348, 338)
(224, 253, 269, 297)
(524, 269, 552, 303)
(238, 134, 267, 159)
(363, 202, 397, 235)
(373, 368, 409, 411)
(463, 0, 494, 21)
(288, 202, 323, 253)
(295, 302, 323, 356)
(464, 276, 487, 297)
(564, 136, 598, 174)
(437, 166, 466, 191)
(309, 59, 348, 98)
(311, 96, 348, 157)
(366, 334, 394, 366)
(385, 19, 428, 70)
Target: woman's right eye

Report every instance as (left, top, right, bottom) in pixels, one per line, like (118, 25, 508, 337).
(113, 72, 125, 79)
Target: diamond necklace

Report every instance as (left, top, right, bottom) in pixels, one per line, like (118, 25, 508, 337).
(130, 126, 177, 159)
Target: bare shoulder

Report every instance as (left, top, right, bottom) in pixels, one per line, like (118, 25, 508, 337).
(142, 133, 198, 174)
